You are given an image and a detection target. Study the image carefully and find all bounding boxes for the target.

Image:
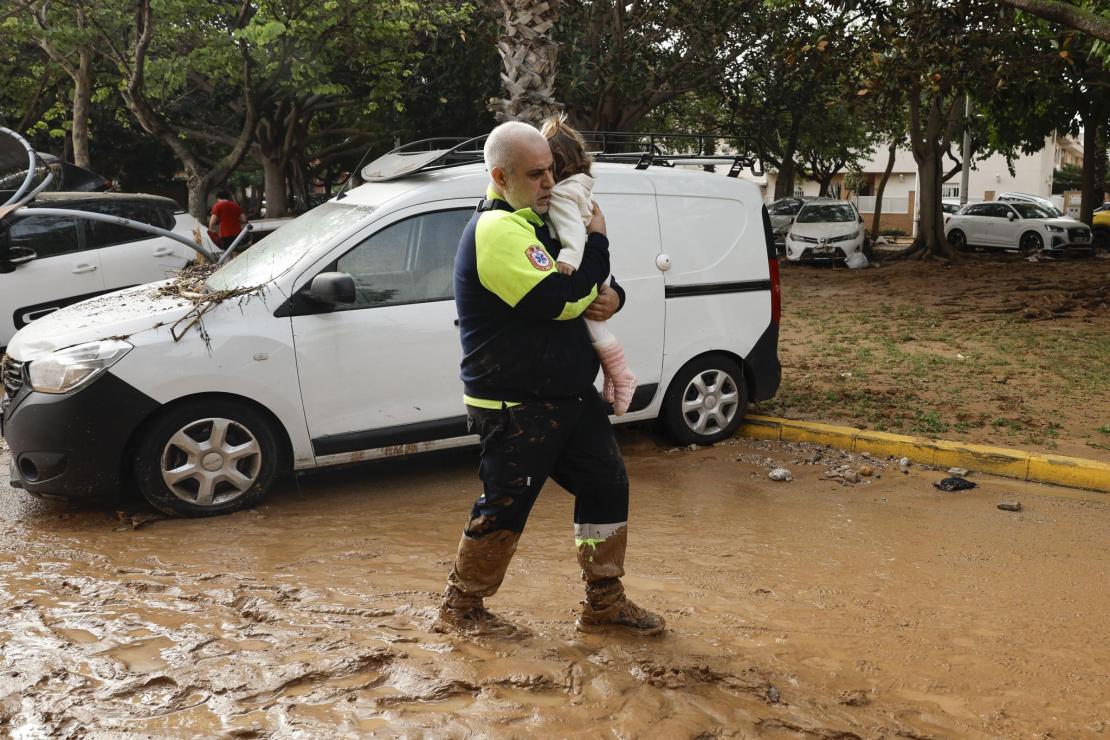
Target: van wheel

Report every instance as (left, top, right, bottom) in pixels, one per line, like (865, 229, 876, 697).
(134, 400, 279, 517)
(662, 355, 749, 445)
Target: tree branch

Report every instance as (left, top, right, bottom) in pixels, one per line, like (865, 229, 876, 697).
(1000, 0, 1110, 42)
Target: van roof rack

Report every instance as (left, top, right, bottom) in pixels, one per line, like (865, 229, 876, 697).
(360, 131, 764, 183)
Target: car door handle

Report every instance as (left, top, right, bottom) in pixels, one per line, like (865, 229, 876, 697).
(152, 247, 175, 257)
(72, 264, 98, 274)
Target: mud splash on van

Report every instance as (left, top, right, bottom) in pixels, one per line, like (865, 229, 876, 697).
(2, 433, 1109, 736)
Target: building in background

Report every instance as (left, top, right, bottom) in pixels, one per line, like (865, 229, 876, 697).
(750, 134, 1084, 235)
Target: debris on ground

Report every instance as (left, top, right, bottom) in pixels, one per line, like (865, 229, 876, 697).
(735, 440, 894, 488)
(826, 465, 861, 484)
(997, 501, 1023, 512)
(934, 477, 978, 492)
(947, 467, 970, 477)
(899, 457, 911, 474)
(113, 511, 166, 530)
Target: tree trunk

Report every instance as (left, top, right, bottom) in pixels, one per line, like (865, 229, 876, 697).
(1079, 100, 1106, 225)
(871, 140, 898, 238)
(35, 3, 94, 169)
(118, 0, 257, 221)
(818, 175, 833, 197)
(260, 155, 287, 218)
(773, 120, 801, 199)
(916, 149, 948, 258)
(488, 0, 562, 125)
(70, 6, 93, 169)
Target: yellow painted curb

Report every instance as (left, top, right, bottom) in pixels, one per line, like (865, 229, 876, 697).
(738, 415, 1110, 494)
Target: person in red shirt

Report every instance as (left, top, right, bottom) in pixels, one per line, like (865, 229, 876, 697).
(208, 190, 247, 250)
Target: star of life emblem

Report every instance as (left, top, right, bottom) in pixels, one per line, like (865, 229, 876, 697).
(525, 245, 553, 271)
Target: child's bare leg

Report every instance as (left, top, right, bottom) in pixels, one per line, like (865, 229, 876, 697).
(589, 319, 636, 416)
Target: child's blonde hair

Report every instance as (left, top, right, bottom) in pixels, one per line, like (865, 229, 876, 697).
(540, 114, 592, 181)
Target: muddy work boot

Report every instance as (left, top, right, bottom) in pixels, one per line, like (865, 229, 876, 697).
(577, 590, 666, 636)
(433, 585, 525, 637)
(574, 524, 665, 636)
(433, 529, 524, 637)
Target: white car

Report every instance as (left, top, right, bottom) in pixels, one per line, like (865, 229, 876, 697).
(2, 153, 782, 517)
(0, 192, 201, 350)
(945, 201, 1092, 254)
(783, 199, 866, 263)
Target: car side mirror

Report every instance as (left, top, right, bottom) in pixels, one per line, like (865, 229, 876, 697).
(1008, 212, 1017, 221)
(307, 272, 356, 305)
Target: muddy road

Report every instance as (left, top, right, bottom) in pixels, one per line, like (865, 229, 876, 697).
(2, 430, 1109, 737)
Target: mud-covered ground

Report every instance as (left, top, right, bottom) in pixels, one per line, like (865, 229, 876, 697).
(763, 253, 1110, 460)
(3, 430, 1110, 737)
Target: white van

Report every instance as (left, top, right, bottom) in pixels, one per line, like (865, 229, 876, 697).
(2, 156, 781, 517)
(0, 192, 201, 350)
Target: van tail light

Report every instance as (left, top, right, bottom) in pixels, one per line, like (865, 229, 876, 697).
(768, 257, 781, 324)
(759, 208, 785, 323)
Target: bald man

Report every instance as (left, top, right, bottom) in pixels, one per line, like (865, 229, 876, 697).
(434, 121, 665, 638)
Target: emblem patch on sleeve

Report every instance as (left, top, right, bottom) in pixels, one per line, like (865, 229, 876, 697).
(525, 245, 553, 271)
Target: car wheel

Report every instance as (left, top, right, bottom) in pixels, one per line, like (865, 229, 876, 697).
(134, 399, 280, 517)
(947, 229, 968, 251)
(1019, 231, 1043, 253)
(662, 355, 749, 445)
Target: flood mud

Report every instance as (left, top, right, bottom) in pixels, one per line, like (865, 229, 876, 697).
(2, 430, 1109, 736)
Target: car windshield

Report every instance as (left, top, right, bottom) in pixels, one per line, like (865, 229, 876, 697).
(1011, 203, 1053, 219)
(942, 203, 960, 213)
(796, 204, 855, 223)
(206, 201, 373, 291)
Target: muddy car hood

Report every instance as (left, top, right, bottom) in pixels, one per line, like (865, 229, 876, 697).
(7, 282, 195, 361)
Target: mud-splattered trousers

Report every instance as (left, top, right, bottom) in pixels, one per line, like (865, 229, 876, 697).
(446, 390, 629, 611)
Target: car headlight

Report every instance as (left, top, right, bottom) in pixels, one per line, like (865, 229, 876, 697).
(28, 339, 133, 394)
(1045, 225, 1064, 233)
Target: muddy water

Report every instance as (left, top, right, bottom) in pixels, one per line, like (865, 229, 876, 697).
(2, 432, 1110, 737)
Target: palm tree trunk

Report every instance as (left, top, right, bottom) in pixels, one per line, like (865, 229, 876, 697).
(488, 0, 562, 125)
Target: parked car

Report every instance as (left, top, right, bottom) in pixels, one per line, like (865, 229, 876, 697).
(2, 156, 782, 517)
(1093, 204, 1110, 251)
(944, 201, 1092, 254)
(0, 192, 202, 350)
(767, 196, 813, 250)
(942, 198, 964, 224)
(995, 192, 1067, 218)
(783, 199, 866, 263)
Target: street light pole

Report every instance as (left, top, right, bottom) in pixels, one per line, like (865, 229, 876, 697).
(960, 95, 972, 206)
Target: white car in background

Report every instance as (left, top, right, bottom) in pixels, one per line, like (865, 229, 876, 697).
(0, 192, 202, 350)
(783, 199, 866, 263)
(945, 201, 1092, 255)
